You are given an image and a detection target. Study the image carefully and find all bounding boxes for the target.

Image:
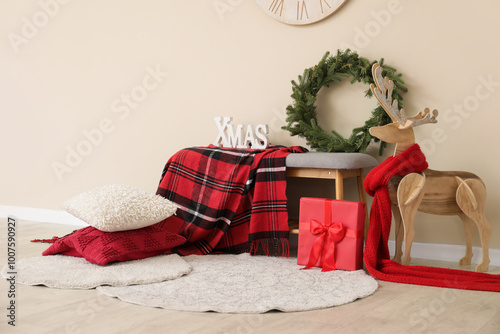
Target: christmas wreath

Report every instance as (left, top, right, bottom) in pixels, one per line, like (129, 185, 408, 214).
(282, 49, 407, 154)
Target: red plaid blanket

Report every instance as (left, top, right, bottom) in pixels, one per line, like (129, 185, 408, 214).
(156, 145, 306, 256)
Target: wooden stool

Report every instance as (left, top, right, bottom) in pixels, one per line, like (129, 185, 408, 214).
(285, 152, 378, 235)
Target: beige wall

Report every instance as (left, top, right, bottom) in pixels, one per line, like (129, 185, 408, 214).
(1, 0, 500, 248)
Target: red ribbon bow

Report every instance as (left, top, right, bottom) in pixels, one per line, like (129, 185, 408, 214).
(303, 219, 361, 272)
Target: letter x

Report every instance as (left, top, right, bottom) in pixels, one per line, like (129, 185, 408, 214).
(213, 116, 232, 146)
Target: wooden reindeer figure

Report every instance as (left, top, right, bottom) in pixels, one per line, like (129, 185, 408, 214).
(369, 63, 492, 272)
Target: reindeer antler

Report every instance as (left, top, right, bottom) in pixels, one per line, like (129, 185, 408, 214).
(407, 107, 439, 128)
(370, 63, 409, 127)
(370, 63, 438, 129)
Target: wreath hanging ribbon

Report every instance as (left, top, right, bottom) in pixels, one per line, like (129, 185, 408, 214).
(282, 49, 407, 155)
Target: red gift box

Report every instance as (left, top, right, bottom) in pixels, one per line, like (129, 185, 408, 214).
(297, 197, 365, 271)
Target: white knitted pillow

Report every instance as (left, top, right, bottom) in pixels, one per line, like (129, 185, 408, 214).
(62, 184, 178, 232)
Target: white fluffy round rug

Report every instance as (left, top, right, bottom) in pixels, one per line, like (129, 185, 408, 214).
(1, 254, 192, 289)
(97, 253, 378, 313)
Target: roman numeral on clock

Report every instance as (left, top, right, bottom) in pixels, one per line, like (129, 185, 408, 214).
(269, 0, 284, 16)
(320, 0, 331, 13)
(255, 0, 347, 25)
(297, 1, 309, 20)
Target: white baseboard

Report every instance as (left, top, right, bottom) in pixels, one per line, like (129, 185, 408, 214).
(2, 205, 499, 266)
(388, 240, 500, 267)
(0, 205, 86, 226)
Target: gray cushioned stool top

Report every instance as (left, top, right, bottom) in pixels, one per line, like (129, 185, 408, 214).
(286, 152, 378, 169)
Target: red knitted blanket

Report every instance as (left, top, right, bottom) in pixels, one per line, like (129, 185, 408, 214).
(42, 225, 186, 265)
(364, 144, 500, 292)
(156, 145, 306, 256)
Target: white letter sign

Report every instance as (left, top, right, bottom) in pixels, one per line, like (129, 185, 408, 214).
(213, 117, 268, 149)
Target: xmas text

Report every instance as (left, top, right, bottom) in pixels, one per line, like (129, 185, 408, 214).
(213, 117, 269, 149)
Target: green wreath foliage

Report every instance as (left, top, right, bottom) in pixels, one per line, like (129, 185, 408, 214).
(282, 49, 407, 155)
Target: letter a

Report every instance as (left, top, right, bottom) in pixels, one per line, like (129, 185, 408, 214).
(51, 161, 73, 182)
(7, 32, 28, 54)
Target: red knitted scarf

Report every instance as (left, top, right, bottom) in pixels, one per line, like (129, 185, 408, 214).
(364, 144, 500, 292)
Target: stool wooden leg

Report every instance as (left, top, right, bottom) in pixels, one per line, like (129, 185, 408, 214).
(357, 170, 369, 238)
(335, 170, 344, 200)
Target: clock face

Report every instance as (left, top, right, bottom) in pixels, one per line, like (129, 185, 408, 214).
(254, 0, 348, 25)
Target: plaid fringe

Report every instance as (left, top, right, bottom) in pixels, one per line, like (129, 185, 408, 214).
(249, 238, 290, 257)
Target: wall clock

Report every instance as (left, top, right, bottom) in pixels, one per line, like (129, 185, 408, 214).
(254, 0, 348, 25)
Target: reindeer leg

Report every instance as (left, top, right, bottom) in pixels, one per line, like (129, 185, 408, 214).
(474, 215, 492, 272)
(392, 203, 404, 263)
(397, 173, 427, 266)
(458, 213, 474, 266)
(456, 177, 491, 272)
(399, 204, 417, 266)
(464, 213, 491, 272)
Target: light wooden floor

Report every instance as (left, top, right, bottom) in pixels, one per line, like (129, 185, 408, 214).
(1, 221, 499, 334)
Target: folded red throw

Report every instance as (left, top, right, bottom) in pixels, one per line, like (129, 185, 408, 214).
(156, 145, 306, 256)
(42, 225, 186, 265)
(364, 144, 500, 292)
